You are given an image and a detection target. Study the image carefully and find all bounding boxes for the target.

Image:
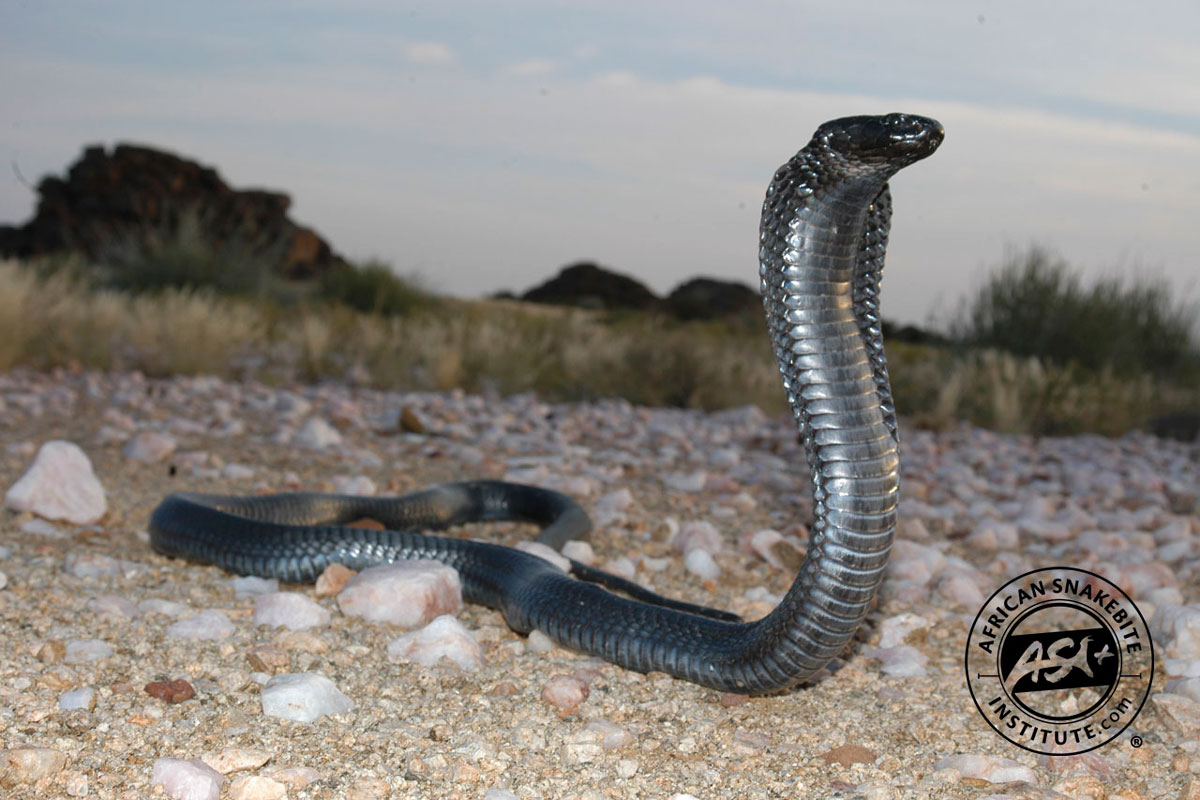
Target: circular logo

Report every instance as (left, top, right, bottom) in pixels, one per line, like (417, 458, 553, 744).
(965, 567, 1153, 755)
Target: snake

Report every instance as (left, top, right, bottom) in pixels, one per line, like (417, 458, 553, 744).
(150, 113, 943, 694)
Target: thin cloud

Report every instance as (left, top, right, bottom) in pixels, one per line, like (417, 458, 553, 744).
(508, 59, 556, 76)
(405, 42, 456, 66)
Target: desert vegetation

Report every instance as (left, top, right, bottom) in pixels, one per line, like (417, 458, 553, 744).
(1, 232, 1195, 437)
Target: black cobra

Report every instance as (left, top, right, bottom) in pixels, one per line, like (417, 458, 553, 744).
(150, 113, 943, 694)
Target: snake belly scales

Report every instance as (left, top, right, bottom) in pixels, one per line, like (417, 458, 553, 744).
(150, 113, 943, 694)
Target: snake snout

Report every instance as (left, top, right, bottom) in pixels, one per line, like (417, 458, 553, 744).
(885, 113, 943, 157)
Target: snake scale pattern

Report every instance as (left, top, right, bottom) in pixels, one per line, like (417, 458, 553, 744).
(150, 113, 943, 694)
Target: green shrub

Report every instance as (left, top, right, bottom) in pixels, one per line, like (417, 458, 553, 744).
(95, 205, 280, 297)
(317, 260, 435, 317)
(950, 246, 1198, 378)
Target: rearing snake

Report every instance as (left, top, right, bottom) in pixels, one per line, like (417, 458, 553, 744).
(150, 113, 943, 694)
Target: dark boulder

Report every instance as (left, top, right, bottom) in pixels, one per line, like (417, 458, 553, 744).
(522, 262, 661, 312)
(664, 277, 761, 321)
(0, 143, 347, 280)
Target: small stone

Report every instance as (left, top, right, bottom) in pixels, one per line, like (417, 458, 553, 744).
(63, 769, 88, 797)
(314, 563, 356, 597)
(1, 746, 68, 785)
(347, 776, 390, 798)
(561, 730, 603, 765)
(88, 594, 139, 618)
(4, 440, 107, 524)
(616, 759, 638, 779)
(933, 753, 1037, 784)
(63, 552, 124, 578)
(331, 475, 376, 496)
(167, 610, 235, 640)
(254, 592, 331, 631)
(1050, 773, 1109, 799)
(483, 790, 519, 800)
(293, 417, 342, 450)
(227, 774, 287, 800)
(514, 540, 571, 572)
(867, 645, 928, 678)
(878, 613, 928, 648)
(592, 488, 634, 526)
(1152, 692, 1200, 734)
(561, 540, 594, 565)
(526, 630, 555, 653)
(246, 644, 290, 672)
(742, 529, 804, 570)
(937, 572, 985, 607)
(1019, 518, 1073, 542)
(138, 598, 190, 617)
(387, 614, 483, 670)
(65, 639, 112, 662)
(232, 575, 280, 596)
(221, 463, 256, 480)
(684, 548, 721, 580)
(664, 471, 706, 493)
(145, 679, 196, 704)
(205, 748, 273, 777)
(122, 430, 177, 462)
(602, 556, 637, 580)
(58, 687, 95, 710)
(20, 518, 67, 537)
(821, 744, 876, 766)
(399, 406, 426, 433)
(261, 766, 322, 789)
(542, 674, 589, 714)
(276, 630, 331, 654)
(584, 718, 634, 751)
(338, 561, 462, 628)
(260, 673, 353, 723)
(152, 758, 223, 800)
(671, 520, 723, 554)
(36, 640, 66, 663)
(732, 730, 770, 754)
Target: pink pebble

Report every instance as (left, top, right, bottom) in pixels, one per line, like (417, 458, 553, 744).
(542, 674, 589, 714)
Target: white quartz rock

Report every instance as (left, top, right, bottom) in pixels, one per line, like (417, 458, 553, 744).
(254, 592, 330, 631)
(151, 758, 224, 800)
(338, 561, 462, 628)
(261, 673, 353, 722)
(5, 440, 107, 524)
(387, 614, 484, 670)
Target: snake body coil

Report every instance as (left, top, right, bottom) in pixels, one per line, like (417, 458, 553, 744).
(150, 114, 943, 693)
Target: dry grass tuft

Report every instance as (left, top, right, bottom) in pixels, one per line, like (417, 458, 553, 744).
(1, 259, 1194, 436)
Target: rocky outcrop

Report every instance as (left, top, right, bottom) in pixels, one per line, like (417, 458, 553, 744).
(519, 264, 766, 321)
(521, 262, 661, 312)
(0, 143, 347, 280)
(664, 277, 761, 321)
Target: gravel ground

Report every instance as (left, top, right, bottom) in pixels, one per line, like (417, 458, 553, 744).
(0, 369, 1197, 800)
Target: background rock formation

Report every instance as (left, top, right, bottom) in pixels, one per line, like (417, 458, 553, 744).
(521, 262, 662, 312)
(664, 277, 761, 321)
(0, 143, 348, 280)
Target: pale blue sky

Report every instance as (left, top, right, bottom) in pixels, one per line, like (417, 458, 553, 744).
(2, 1, 1198, 326)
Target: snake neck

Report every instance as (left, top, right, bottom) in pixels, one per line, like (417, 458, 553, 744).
(746, 148, 901, 682)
